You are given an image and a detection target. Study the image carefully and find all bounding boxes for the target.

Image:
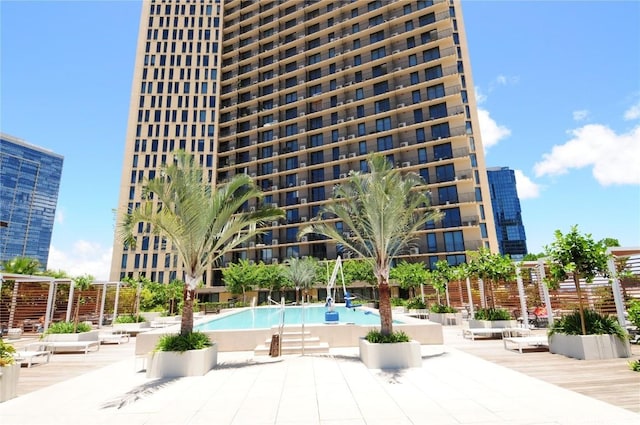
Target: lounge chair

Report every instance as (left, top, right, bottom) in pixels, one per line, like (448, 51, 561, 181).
(13, 349, 51, 367)
(99, 331, 130, 344)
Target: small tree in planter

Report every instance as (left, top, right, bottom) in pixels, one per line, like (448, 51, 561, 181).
(299, 154, 442, 368)
(544, 225, 630, 359)
(119, 150, 284, 377)
(467, 248, 516, 310)
(0, 339, 20, 402)
(390, 260, 428, 300)
(71, 274, 94, 333)
(282, 256, 319, 305)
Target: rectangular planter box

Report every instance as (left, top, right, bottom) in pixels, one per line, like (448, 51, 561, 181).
(43, 330, 100, 342)
(358, 338, 421, 369)
(549, 333, 632, 360)
(468, 319, 517, 329)
(429, 312, 462, 326)
(146, 344, 218, 378)
(0, 364, 20, 403)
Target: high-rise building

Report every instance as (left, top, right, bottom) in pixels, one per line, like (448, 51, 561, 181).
(487, 166, 527, 260)
(110, 0, 498, 294)
(0, 133, 64, 269)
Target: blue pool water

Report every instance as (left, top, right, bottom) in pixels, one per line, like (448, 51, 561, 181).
(196, 306, 401, 331)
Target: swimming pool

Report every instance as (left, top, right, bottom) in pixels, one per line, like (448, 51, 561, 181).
(195, 306, 398, 331)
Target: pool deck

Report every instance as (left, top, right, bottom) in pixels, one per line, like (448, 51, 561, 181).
(1, 322, 639, 424)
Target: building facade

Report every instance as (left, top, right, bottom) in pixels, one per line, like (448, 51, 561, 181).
(487, 166, 527, 260)
(110, 0, 498, 293)
(0, 133, 64, 269)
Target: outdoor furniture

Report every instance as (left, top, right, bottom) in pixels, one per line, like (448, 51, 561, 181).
(13, 349, 51, 367)
(26, 340, 100, 355)
(463, 327, 531, 341)
(99, 331, 130, 344)
(503, 335, 549, 354)
(6, 328, 23, 339)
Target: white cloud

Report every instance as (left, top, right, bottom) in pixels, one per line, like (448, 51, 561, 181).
(55, 207, 64, 225)
(477, 108, 511, 151)
(474, 87, 487, 104)
(513, 170, 541, 199)
(533, 124, 640, 186)
(624, 101, 640, 120)
(573, 110, 589, 121)
(47, 241, 113, 281)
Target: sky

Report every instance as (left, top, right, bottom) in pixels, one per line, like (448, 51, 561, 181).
(1, 0, 639, 281)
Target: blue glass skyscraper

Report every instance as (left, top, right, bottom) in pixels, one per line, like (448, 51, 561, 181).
(487, 167, 528, 260)
(0, 133, 63, 269)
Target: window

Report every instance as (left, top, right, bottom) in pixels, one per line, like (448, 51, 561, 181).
(406, 37, 416, 48)
(374, 99, 390, 113)
(408, 54, 418, 67)
(309, 117, 323, 130)
(371, 46, 386, 60)
(412, 90, 421, 103)
(444, 231, 464, 252)
(373, 81, 388, 95)
(377, 135, 393, 151)
(413, 109, 424, 123)
(431, 123, 450, 140)
(369, 15, 384, 27)
(435, 164, 455, 182)
(426, 233, 437, 253)
(423, 47, 440, 62)
(410, 72, 419, 85)
(418, 12, 436, 26)
(370, 30, 385, 44)
(285, 92, 298, 104)
(427, 83, 445, 100)
(355, 88, 364, 100)
(359, 141, 367, 155)
(425, 65, 443, 81)
(438, 185, 458, 204)
(418, 147, 427, 163)
(429, 103, 447, 120)
(308, 68, 322, 81)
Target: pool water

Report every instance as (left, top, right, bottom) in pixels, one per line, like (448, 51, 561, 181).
(196, 306, 401, 331)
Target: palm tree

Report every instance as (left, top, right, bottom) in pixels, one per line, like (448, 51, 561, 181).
(1, 256, 41, 275)
(282, 257, 319, 304)
(299, 154, 442, 336)
(118, 151, 284, 335)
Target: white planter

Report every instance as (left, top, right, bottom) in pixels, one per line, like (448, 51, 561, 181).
(429, 312, 462, 326)
(468, 319, 517, 329)
(140, 312, 162, 321)
(113, 322, 151, 332)
(549, 333, 632, 360)
(43, 330, 100, 342)
(358, 338, 421, 369)
(0, 364, 20, 403)
(146, 344, 218, 378)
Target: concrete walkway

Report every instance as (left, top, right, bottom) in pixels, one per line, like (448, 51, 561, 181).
(1, 345, 638, 425)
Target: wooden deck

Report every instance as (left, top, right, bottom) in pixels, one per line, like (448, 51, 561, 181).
(443, 326, 640, 413)
(7, 327, 640, 414)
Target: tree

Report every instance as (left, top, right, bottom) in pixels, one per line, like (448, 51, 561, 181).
(119, 150, 284, 335)
(429, 260, 454, 306)
(223, 259, 258, 304)
(390, 261, 428, 299)
(467, 248, 516, 309)
(282, 257, 319, 304)
(72, 274, 94, 332)
(255, 262, 287, 302)
(544, 225, 611, 335)
(1, 256, 41, 275)
(299, 154, 442, 336)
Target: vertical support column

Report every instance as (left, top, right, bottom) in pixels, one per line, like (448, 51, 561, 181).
(516, 265, 529, 329)
(537, 260, 554, 326)
(465, 277, 475, 319)
(98, 283, 108, 329)
(607, 254, 627, 328)
(113, 282, 122, 322)
(8, 281, 19, 328)
(478, 278, 486, 308)
(45, 281, 56, 331)
(66, 281, 75, 322)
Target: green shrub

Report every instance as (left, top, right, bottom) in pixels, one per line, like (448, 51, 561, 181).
(548, 309, 627, 340)
(155, 332, 213, 352)
(627, 299, 640, 328)
(0, 339, 17, 367)
(44, 321, 92, 334)
(390, 297, 406, 307)
(114, 314, 146, 324)
(406, 298, 426, 310)
(430, 304, 457, 313)
(474, 307, 512, 321)
(629, 359, 640, 372)
(364, 329, 410, 344)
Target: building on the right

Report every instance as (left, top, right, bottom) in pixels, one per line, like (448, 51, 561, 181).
(486, 166, 528, 260)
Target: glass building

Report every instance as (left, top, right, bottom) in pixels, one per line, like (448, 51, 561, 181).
(487, 166, 527, 260)
(111, 0, 499, 293)
(0, 133, 64, 269)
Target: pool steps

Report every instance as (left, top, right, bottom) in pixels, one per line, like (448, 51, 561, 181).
(254, 328, 330, 356)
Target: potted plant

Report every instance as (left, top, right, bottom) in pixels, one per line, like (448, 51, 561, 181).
(112, 314, 150, 333)
(468, 307, 517, 329)
(428, 304, 461, 326)
(299, 155, 443, 369)
(42, 321, 99, 342)
(146, 332, 217, 378)
(548, 309, 631, 360)
(544, 226, 631, 360)
(358, 329, 421, 369)
(119, 151, 284, 377)
(0, 340, 20, 402)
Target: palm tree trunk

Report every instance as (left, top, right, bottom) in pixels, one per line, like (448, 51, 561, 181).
(574, 273, 587, 335)
(181, 284, 195, 336)
(378, 277, 393, 336)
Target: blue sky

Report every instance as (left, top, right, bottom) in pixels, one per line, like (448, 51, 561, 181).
(1, 1, 639, 281)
